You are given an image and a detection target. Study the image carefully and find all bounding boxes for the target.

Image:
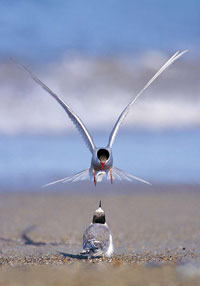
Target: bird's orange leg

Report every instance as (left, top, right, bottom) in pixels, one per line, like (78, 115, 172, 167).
(93, 170, 96, 186)
(110, 169, 113, 184)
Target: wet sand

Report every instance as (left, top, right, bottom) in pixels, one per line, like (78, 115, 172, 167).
(0, 184, 200, 285)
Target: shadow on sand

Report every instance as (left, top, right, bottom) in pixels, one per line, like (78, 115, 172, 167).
(21, 226, 90, 260)
(59, 252, 88, 260)
(21, 226, 59, 246)
(0, 226, 100, 260)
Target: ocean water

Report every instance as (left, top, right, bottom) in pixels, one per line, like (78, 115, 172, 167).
(0, 130, 200, 191)
(0, 53, 200, 134)
(0, 1, 199, 135)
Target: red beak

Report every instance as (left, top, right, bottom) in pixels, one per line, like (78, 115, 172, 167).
(101, 162, 105, 171)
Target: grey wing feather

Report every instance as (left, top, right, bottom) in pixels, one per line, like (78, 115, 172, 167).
(14, 61, 95, 154)
(83, 224, 110, 253)
(42, 168, 91, 187)
(108, 50, 188, 147)
(62, 168, 91, 183)
(112, 167, 151, 185)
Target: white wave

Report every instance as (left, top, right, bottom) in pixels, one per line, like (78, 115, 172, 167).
(0, 52, 199, 134)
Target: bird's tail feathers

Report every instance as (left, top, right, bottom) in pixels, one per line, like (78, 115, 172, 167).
(42, 169, 91, 188)
(111, 167, 151, 185)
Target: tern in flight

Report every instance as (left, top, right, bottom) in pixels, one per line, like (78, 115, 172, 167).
(16, 50, 187, 186)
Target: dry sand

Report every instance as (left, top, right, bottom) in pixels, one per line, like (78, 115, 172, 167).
(0, 184, 200, 285)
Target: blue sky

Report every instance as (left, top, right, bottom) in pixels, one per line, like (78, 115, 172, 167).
(0, 0, 199, 61)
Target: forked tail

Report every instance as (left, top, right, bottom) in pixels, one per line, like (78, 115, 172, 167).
(42, 167, 151, 187)
(42, 168, 91, 188)
(110, 167, 151, 185)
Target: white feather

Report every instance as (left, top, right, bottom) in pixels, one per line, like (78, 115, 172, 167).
(42, 169, 90, 187)
(108, 50, 188, 147)
(96, 171, 107, 182)
(112, 167, 151, 185)
(13, 61, 95, 154)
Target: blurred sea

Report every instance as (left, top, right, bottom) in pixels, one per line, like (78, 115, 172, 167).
(0, 0, 199, 190)
(0, 130, 200, 191)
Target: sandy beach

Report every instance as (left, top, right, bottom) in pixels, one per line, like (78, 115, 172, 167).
(0, 184, 200, 285)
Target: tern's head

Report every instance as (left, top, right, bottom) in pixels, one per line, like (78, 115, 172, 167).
(92, 200, 106, 224)
(97, 149, 110, 170)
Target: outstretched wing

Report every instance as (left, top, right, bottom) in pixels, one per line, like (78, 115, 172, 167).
(42, 169, 91, 187)
(62, 168, 91, 183)
(15, 62, 95, 154)
(108, 50, 188, 148)
(111, 167, 151, 185)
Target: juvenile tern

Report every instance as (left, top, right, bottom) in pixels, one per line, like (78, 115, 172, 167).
(80, 200, 113, 257)
(16, 50, 187, 186)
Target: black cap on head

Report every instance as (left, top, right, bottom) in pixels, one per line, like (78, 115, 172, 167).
(92, 200, 105, 224)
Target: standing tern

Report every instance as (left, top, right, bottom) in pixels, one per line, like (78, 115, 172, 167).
(81, 200, 113, 257)
(16, 50, 187, 186)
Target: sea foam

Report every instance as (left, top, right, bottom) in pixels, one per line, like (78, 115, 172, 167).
(0, 52, 199, 135)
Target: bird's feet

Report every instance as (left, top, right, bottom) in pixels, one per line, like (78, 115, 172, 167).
(93, 170, 96, 186)
(110, 169, 113, 184)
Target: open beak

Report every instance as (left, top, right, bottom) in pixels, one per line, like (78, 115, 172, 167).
(100, 162, 105, 171)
